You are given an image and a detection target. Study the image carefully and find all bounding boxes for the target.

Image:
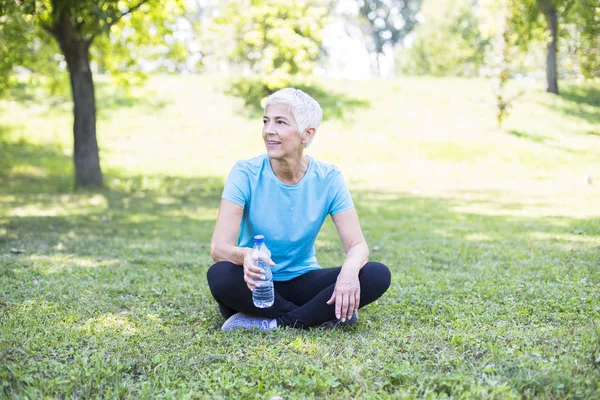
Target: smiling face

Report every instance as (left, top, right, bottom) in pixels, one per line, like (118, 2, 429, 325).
(262, 103, 311, 160)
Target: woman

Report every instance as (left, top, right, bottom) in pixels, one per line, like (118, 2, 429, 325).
(207, 88, 391, 330)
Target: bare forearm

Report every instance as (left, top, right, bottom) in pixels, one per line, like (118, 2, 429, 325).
(341, 241, 369, 275)
(211, 242, 250, 265)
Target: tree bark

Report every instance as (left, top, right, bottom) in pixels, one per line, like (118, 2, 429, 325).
(52, 18, 103, 188)
(542, 3, 559, 94)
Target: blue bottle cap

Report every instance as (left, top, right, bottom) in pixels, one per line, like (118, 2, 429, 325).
(253, 235, 265, 244)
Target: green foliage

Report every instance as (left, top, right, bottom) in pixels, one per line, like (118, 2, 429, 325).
(397, 0, 490, 77)
(571, 0, 600, 78)
(509, 0, 548, 48)
(92, 1, 189, 88)
(0, 2, 41, 95)
(216, 0, 330, 78)
(0, 3, 20, 89)
(577, 35, 599, 79)
(1, 1, 75, 98)
(510, 0, 600, 79)
(0, 0, 186, 97)
(216, 0, 334, 114)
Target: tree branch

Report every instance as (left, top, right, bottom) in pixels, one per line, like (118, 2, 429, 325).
(107, 0, 150, 29)
(89, 0, 151, 43)
(89, 0, 150, 45)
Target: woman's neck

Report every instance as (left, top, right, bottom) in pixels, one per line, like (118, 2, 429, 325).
(270, 155, 309, 185)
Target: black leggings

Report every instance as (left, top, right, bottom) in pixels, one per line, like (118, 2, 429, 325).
(206, 261, 391, 329)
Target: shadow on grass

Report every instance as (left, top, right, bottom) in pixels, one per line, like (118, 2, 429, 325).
(508, 130, 547, 143)
(560, 84, 600, 108)
(226, 78, 370, 121)
(3, 79, 170, 118)
(507, 129, 589, 155)
(0, 130, 223, 251)
(543, 83, 600, 127)
(301, 84, 370, 121)
(0, 125, 73, 192)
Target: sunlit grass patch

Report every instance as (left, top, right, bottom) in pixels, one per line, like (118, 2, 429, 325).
(6, 194, 109, 218)
(31, 255, 121, 274)
(81, 314, 140, 335)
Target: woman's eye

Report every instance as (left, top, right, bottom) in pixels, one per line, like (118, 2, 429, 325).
(263, 120, 268, 125)
(277, 120, 286, 125)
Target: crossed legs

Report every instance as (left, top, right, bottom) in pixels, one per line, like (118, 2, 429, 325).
(207, 261, 391, 329)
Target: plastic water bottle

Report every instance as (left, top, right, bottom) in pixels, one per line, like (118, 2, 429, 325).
(251, 235, 274, 308)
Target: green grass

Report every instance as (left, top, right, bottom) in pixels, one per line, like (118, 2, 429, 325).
(1, 75, 599, 398)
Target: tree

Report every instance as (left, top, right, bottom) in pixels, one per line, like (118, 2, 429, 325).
(397, 0, 490, 77)
(216, 0, 331, 80)
(510, 0, 599, 94)
(212, 0, 332, 108)
(0, 1, 36, 96)
(0, 0, 183, 187)
(357, 0, 422, 76)
(572, 0, 600, 79)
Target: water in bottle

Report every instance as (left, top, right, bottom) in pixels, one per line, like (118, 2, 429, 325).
(251, 235, 274, 308)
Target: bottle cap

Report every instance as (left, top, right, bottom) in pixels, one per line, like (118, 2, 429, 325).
(253, 235, 265, 244)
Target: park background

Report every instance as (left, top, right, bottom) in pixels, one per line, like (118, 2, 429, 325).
(1, 0, 599, 398)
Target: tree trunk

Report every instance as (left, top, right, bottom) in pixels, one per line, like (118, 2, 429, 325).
(373, 34, 383, 77)
(53, 18, 103, 188)
(542, 4, 559, 94)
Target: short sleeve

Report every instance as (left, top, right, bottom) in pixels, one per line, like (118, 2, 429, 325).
(329, 170, 354, 216)
(222, 161, 249, 207)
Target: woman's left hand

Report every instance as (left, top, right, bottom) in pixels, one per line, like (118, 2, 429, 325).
(327, 270, 360, 322)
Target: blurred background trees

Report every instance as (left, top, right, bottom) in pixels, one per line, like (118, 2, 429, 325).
(1, 0, 598, 186)
(510, 0, 599, 94)
(357, 0, 422, 76)
(396, 0, 489, 77)
(2, 0, 597, 95)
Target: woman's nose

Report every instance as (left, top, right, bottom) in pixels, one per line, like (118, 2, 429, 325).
(264, 121, 276, 134)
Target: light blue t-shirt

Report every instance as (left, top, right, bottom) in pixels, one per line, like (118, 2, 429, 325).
(221, 154, 354, 281)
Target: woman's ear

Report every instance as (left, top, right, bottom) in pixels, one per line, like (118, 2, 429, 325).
(302, 127, 316, 144)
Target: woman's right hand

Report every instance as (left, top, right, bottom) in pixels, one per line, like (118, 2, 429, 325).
(242, 249, 274, 292)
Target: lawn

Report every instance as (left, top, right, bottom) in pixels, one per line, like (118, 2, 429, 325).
(1, 75, 599, 398)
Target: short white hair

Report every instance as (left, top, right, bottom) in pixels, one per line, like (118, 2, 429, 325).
(264, 87, 323, 148)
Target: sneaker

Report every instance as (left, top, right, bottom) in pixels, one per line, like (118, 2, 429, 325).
(221, 312, 278, 331)
(320, 310, 359, 328)
(342, 310, 359, 325)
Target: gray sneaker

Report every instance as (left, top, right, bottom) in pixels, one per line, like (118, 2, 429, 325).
(320, 310, 359, 328)
(221, 312, 278, 331)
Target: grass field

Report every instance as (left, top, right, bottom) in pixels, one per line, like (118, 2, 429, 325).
(1, 75, 599, 398)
